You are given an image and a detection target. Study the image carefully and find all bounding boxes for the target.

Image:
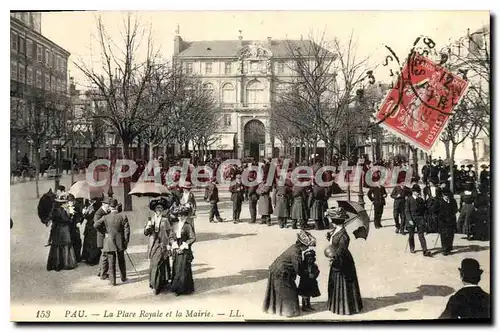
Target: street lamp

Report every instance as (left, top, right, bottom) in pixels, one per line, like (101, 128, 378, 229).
(104, 130, 118, 198)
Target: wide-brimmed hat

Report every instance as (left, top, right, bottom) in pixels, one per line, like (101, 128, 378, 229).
(149, 199, 168, 211)
(171, 205, 192, 217)
(181, 181, 192, 189)
(481, 164, 489, 169)
(467, 164, 473, 168)
(460, 165, 466, 168)
(54, 193, 69, 203)
(297, 230, 316, 247)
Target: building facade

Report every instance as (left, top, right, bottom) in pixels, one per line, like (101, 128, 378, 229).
(10, 12, 70, 165)
(173, 33, 329, 160)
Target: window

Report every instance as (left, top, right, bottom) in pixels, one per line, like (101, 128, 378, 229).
(277, 61, 285, 74)
(36, 45, 43, 62)
(203, 83, 215, 97)
(19, 36, 25, 54)
(222, 83, 236, 104)
(27, 66, 33, 85)
(224, 114, 231, 127)
(11, 31, 18, 52)
(62, 58, 67, 72)
(45, 74, 50, 90)
(246, 80, 264, 104)
(50, 77, 55, 91)
(45, 49, 50, 66)
(18, 64, 25, 83)
(225, 62, 232, 75)
(36, 70, 42, 88)
(48, 52, 52, 68)
(26, 39, 32, 58)
(205, 62, 212, 74)
(11, 61, 18, 80)
(185, 62, 193, 74)
(61, 79, 66, 93)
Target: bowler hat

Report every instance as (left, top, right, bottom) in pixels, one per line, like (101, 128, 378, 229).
(481, 164, 488, 169)
(460, 165, 465, 168)
(109, 198, 118, 208)
(467, 164, 473, 168)
(460, 258, 482, 275)
(411, 184, 421, 193)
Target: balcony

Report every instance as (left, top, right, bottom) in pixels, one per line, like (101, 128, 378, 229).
(242, 103, 269, 109)
(219, 103, 270, 110)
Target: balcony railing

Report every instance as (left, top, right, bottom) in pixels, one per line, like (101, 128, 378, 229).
(219, 103, 270, 109)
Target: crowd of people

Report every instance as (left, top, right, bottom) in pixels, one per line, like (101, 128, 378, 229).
(34, 152, 490, 319)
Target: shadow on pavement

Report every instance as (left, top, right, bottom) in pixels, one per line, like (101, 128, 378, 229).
(194, 269, 268, 294)
(451, 244, 490, 254)
(306, 284, 455, 316)
(195, 232, 258, 243)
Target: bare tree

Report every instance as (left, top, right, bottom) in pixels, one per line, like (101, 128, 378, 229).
(276, 32, 371, 164)
(11, 90, 71, 198)
(75, 14, 166, 211)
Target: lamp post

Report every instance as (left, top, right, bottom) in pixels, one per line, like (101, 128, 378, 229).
(104, 130, 117, 198)
(357, 132, 366, 209)
(52, 139, 62, 191)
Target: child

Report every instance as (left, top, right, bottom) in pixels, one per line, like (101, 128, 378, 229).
(298, 248, 321, 311)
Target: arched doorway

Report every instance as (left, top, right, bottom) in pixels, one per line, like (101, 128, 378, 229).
(244, 119, 265, 161)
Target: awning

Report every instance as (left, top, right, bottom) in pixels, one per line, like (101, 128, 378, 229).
(209, 133, 235, 151)
(189, 133, 235, 151)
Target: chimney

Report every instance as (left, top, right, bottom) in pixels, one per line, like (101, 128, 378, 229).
(238, 30, 243, 47)
(267, 37, 272, 46)
(174, 25, 184, 56)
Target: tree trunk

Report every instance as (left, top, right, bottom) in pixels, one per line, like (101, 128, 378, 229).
(34, 147, 41, 199)
(410, 147, 418, 179)
(122, 139, 133, 212)
(450, 144, 457, 193)
(472, 137, 479, 182)
(149, 143, 154, 163)
(54, 147, 61, 192)
(444, 139, 450, 160)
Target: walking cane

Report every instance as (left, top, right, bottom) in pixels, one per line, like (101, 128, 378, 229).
(125, 250, 140, 277)
(433, 233, 441, 249)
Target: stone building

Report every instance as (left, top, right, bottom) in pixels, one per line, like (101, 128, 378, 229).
(173, 32, 329, 160)
(10, 12, 70, 165)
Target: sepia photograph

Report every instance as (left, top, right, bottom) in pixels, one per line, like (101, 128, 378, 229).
(9, 9, 491, 322)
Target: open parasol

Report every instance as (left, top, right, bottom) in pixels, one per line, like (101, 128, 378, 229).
(68, 180, 105, 200)
(332, 200, 371, 240)
(128, 181, 170, 198)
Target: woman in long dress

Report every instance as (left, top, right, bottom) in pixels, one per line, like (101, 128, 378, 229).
(144, 199, 172, 295)
(80, 198, 102, 265)
(263, 230, 316, 317)
(169, 205, 196, 295)
(46, 194, 78, 271)
(325, 215, 363, 315)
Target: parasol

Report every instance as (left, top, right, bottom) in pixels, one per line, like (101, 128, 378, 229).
(460, 159, 475, 166)
(128, 181, 170, 198)
(69, 180, 105, 200)
(334, 200, 370, 240)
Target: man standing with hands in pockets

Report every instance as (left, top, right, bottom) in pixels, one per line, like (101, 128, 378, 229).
(94, 199, 131, 286)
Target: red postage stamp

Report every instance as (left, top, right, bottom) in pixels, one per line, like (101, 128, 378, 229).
(375, 53, 469, 152)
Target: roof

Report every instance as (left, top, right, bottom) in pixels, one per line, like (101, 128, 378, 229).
(177, 39, 332, 58)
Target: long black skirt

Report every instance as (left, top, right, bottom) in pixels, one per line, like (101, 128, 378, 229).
(81, 227, 101, 265)
(327, 250, 363, 315)
(263, 271, 300, 317)
(47, 244, 77, 271)
(149, 255, 170, 293)
(171, 250, 194, 295)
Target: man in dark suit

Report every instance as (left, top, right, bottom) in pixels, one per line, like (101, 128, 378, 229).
(229, 174, 245, 224)
(391, 181, 409, 234)
(247, 171, 259, 224)
(94, 199, 110, 279)
(204, 177, 224, 223)
(94, 199, 130, 286)
(439, 258, 490, 319)
(367, 180, 387, 229)
(405, 185, 432, 257)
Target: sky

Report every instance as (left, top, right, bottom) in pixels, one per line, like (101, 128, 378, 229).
(40, 10, 489, 89)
